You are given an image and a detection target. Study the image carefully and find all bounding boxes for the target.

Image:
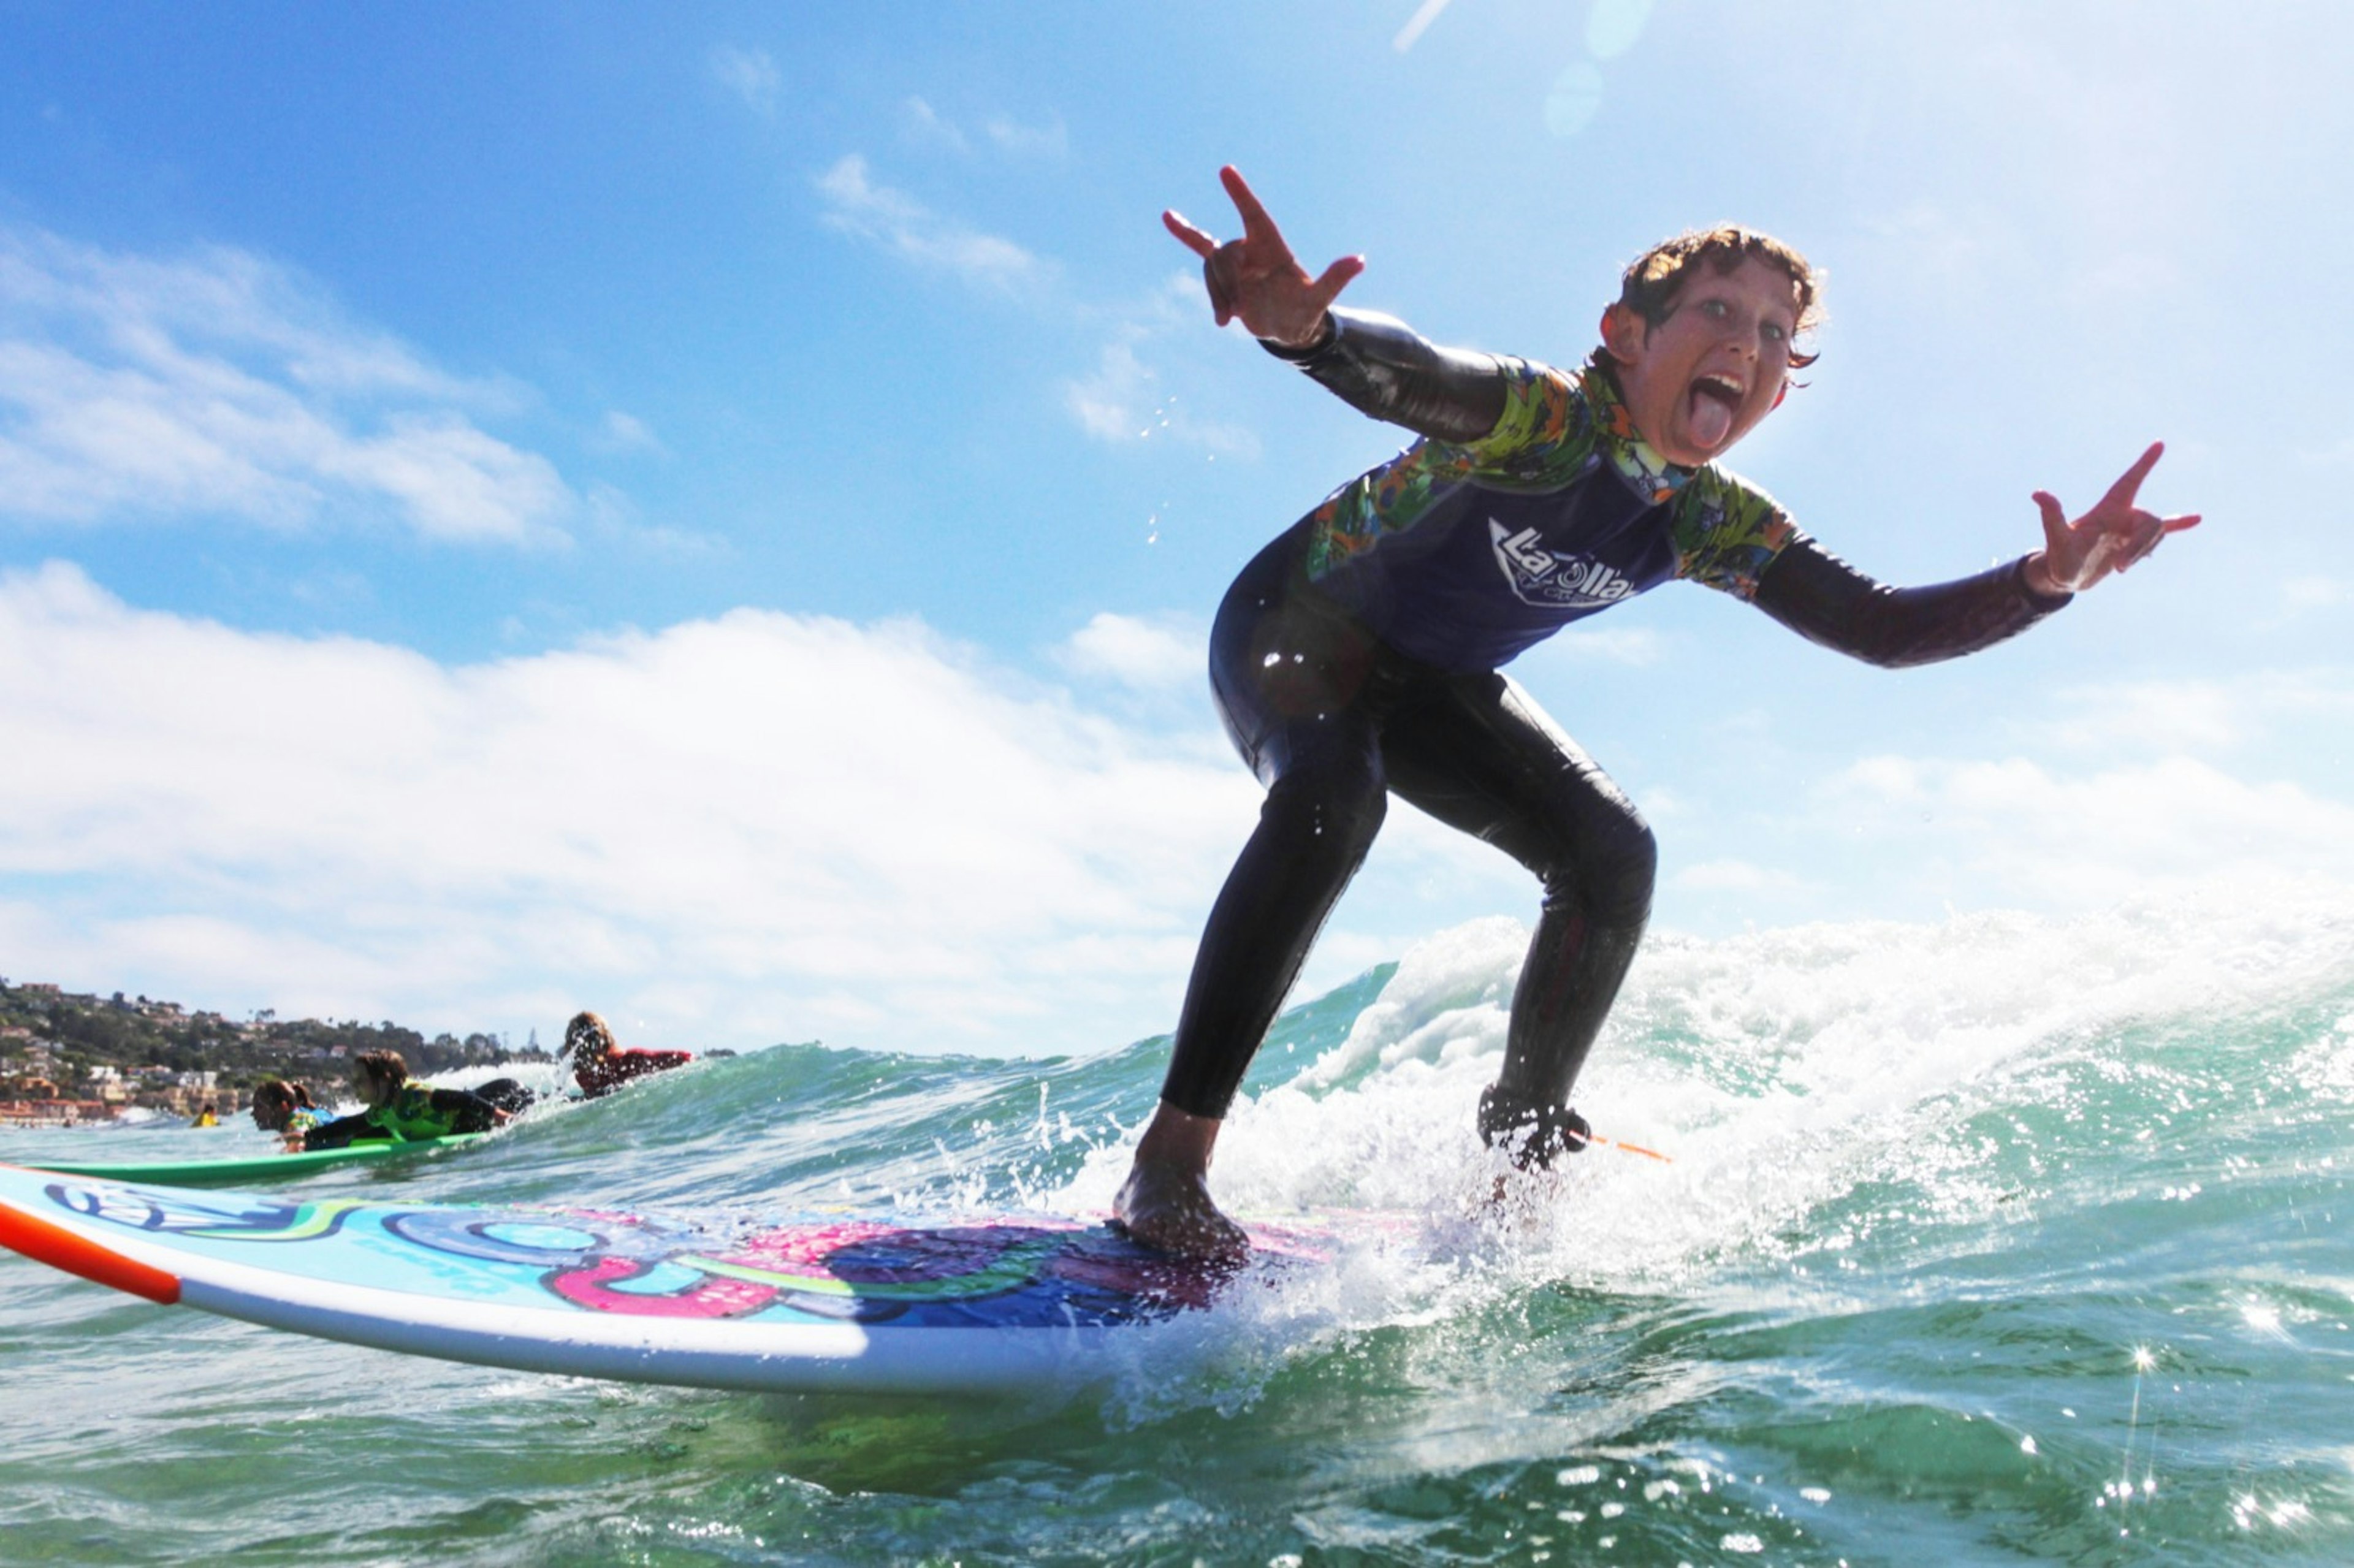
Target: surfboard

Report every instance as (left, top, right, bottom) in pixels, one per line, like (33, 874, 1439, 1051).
(0, 1163, 1371, 1395)
(26, 1134, 487, 1189)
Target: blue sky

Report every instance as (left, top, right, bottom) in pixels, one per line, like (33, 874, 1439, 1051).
(1, 1, 2347, 1056)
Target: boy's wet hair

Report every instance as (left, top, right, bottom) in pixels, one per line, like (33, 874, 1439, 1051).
(355, 1050, 409, 1092)
(1610, 225, 1824, 369)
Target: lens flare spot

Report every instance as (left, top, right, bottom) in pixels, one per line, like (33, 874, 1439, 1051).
(1586, 0, 1653, 60)
(1544, 61, 1605, 139)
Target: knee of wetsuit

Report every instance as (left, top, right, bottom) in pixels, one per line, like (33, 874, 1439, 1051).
(1477, 1086, 1593, 1170)
(1542, 818, 1658, 929)
(1261, 766, 1387, 867)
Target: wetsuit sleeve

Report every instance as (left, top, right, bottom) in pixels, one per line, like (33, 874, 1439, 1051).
(1751, 536, 2074, 668)
(425, 1087, 502, 1136)
(574, 1048, 690, 1098)
(300, 1113, 385, 1152)
(1261, 308, 1510, 443)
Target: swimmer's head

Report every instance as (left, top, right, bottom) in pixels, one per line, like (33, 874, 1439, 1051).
(562, 1011, 619, 1063)
(251, 1078, 302, 1132)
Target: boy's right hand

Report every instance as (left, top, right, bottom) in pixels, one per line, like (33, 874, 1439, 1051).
(1163, 166, 1364, 350)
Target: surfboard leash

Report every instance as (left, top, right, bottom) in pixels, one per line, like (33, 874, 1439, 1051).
(1587, 1132, 1672, 1163)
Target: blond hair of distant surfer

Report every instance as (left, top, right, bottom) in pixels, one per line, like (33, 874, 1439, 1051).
(1116, 165, 2200, 1259)
(563, 1010, 693, 1098)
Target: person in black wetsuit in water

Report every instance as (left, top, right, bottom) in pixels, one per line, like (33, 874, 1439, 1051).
(300, 1051, 531, 1151)
(1114, 167, 2202, 1258)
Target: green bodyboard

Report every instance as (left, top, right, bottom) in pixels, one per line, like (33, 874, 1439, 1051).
(26, 1134, 486, 1188)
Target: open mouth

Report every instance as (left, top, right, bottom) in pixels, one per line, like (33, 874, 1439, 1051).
(1691, 373, 1744, 407)
(1684, 373, 1744, 448)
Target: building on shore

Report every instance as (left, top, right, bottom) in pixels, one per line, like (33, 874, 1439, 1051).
(0, 1097, 122, 1127)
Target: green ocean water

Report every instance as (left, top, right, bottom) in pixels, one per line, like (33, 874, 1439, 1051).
(2, 887, 2351, 1567)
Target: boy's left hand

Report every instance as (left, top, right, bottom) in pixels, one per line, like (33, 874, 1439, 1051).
(2025, 442, 2201, 595)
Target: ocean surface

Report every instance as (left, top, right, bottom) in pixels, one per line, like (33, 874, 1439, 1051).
(3, 886, 2352, 1567)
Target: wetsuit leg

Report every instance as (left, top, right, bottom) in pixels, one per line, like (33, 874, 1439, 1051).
(1379, 672, 1656, 1165)
(1159, 533, 1392, 1121)
(475, 1078, 534, 1116)
(1160, 737, 1386, 1118)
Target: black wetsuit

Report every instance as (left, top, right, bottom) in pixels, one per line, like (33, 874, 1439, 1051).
(1160, 308, 2072, 1164)
(301, 1083, 514, 1151)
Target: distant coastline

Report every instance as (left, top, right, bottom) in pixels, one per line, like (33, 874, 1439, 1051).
(1, 975, 548, 1126)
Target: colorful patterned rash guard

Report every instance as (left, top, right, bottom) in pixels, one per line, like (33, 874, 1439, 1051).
(371, 1084, 503, 1140)
(1267, 307, 2071, 673)
(1294, 340, 1794, 672)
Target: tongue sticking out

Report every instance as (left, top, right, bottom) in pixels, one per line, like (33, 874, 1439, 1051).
(1686, 384, 1734, 449)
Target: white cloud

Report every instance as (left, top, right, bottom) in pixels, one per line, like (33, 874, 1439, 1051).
(579, 481, 724, 559)
(2284, 576, 2346, 611)
(15, 563, 2341, 1062)
(0, 226, 571, 544)
(1064, 287, 1263, 457)
(900, 98, 1067, 160)
(814, 155, 1048, 292)
(2039, 676, 2245, 753)
(983, 113, 1067, 159)
(1825, 750, 2354, 908)
(710, 45, 780, 116)
(320, 414, 571, 544)
(2033, 670, 2354, 755)
(1541, 623, 1667, 667)
(1673, 858, 1806, 894)
(593, 409, 664, 456)
(0, 561, 1260, 1054)
(1065, 339, 1151, 441)
(1055, 612, 1203, 690)
(901, 96, 970, 154)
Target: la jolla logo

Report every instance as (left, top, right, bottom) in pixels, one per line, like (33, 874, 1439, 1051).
(1488, 520, 1634, 607)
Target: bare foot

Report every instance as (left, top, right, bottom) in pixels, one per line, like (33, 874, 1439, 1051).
(1114, 1159, 1250, 1261)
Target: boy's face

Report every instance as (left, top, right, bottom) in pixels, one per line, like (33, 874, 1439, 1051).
(1601, 256, 1800, 466)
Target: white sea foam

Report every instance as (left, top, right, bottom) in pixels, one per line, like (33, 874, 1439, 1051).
(1067, 876, 2354, 1322)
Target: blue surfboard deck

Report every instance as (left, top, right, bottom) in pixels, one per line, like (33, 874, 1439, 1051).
(0, 1163, 1374, 1395)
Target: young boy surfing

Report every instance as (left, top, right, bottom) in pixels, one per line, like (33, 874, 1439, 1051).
(1116, 166, 2199, 1258)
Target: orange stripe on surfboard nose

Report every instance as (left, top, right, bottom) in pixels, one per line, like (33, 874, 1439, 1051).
(0, 1200, 181, 1304)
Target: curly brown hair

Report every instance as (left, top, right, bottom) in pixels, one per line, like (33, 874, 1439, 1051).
(353, 1051, 410, 1102)
(1604, 225, 1824, 370)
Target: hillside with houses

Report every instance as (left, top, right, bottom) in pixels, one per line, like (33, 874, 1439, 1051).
(0, 977, 548, 1127)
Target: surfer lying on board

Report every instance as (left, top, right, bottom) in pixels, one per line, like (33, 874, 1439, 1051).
(1114, 166, 2201, 1260)
(562, 1010, 693, 1099)
(300, 1050, 528, 1151)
